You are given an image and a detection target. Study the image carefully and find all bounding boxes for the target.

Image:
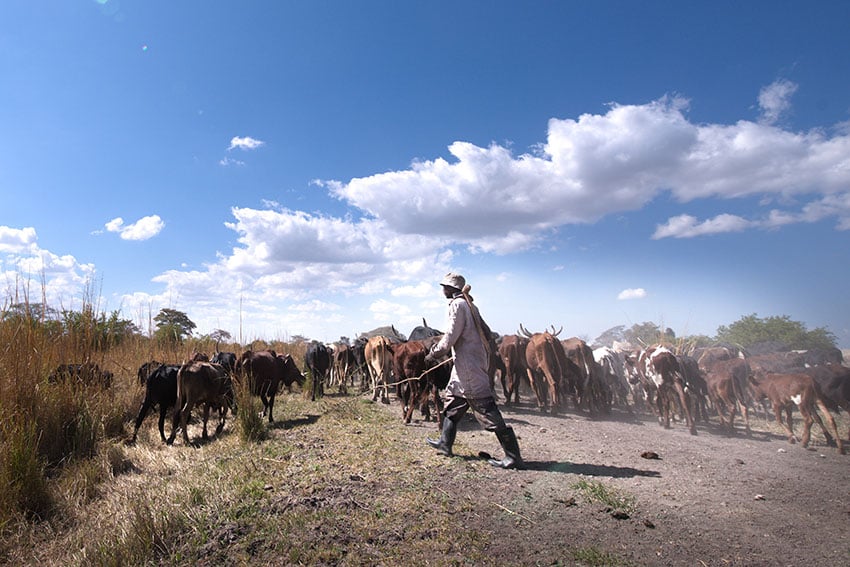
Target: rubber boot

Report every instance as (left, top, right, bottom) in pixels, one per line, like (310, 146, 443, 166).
(488, 427, 524, 469)
(426, 417, 457, 456)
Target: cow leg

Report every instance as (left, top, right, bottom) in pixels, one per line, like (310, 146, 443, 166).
(526, 369, 544, 411)
(266, 392, 275, 423)
(433, 385, 444, 430)
(813, 399, 845, 454)
(775, 403, 797, 444)
(166, 402, 184, 445)
(799, 406, 814, 448)
(674, 381, 697, 435)
(259, 392, 270, 418)
(132, 398, 154, 442)
(215, 404, 227, 436)
(201, 404, 211, 441)
(403, 383, 417, 424)
(737, 397, 751, 436)
(157, 404, 170, 443)
(181, 401, 195, 446)
(808, 400, 837, 449)
(656, 388, 670, 428)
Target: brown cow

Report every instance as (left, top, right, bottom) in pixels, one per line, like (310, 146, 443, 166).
(235, 350, 305, 422)
(331, 343, 355, 394)
(748, 372, 845, 454)
(519, 324, 568, 413)
(498, 335, 530, 405)
(703, 357, 752, 434)
(563, 337, 609, 414)
(391, 339, 438, 425)
(365, 336, 393, 404)
(167, 361, 235, 446)
(638, 345, 697, 435)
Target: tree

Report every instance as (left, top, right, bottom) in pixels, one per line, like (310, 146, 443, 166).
(210, 328, 232, 344)
(592, 325, 626, 348)
(153, 308, 196, 345)
(623, 322, 675, 347)
(716, 314, 836, 350)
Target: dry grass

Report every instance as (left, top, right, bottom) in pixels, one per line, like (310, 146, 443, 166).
(3, 394, 494, 566)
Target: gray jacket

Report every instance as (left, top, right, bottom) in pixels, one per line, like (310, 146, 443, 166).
(431, 293, 492, 399)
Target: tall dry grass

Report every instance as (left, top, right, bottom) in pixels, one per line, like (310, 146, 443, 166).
(0, 288, 308, 548)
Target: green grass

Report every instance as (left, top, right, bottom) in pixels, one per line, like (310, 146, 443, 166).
(571, 479, 636, 516)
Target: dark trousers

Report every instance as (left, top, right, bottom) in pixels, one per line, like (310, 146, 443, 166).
(443, 393, 507, 432)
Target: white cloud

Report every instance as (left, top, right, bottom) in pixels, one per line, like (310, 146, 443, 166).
(327, 90, 850, 252)
(0, 226, 97, 309)
(219, 157, 245, 167)
(126, 82, 850, 340)
(758, 79, 798, 125)
(228, 136, 265, 151)
(105, 215, 164, 241)
(652, 213, 751, 239)
(617, 288, 647, 300)
(391, 282, 433, 298)
(0, 226, 37, 253)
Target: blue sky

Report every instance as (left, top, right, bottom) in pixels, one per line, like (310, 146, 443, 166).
(2, 1, 850, 347)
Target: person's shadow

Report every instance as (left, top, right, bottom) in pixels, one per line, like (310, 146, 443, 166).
(457, 453, 661, 478)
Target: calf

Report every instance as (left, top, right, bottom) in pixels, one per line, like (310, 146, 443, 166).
(167, 361, 236, 446)
(748, 372, 844, 454)
(132, 364, 179, 443)
(703, 357, 752, 434)
(391, 340, 431, 424)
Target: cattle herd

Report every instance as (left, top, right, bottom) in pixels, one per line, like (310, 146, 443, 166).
(54, 321, 850, 454)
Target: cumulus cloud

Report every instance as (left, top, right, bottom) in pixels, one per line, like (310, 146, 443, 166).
(0, 226, 37, 253)
(0, 226, 97, 308)
(327, 90, 850, 249)
(228, 136, 265, 151)
(130, 81, 850, 339)
(105, 215, 164, 241)
(617, 288, 647, 300)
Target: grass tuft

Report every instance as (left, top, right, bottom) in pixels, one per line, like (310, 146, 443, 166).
(571, 479, 636, 515)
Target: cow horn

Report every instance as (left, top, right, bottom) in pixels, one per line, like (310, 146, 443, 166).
(549, 325, 563, 337)
(518, 323, 532, 338)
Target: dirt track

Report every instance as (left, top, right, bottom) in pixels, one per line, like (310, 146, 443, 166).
(394, 398, 850, 566)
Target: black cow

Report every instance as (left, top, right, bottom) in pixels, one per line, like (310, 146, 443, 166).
(305, 342, 332, 401)
(351, 337, 369, 391)
(132, 364, 179, 443)
(211, 351, 237, 375)
(235, 350, 305, 422)
(167, 361, 236, 446)
(137, 360, 163, 386)
(677, 354, 710, 424)
(408, 318, 442, 341)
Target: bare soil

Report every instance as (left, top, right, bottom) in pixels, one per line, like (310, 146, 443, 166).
(391, 397, 850, 566)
